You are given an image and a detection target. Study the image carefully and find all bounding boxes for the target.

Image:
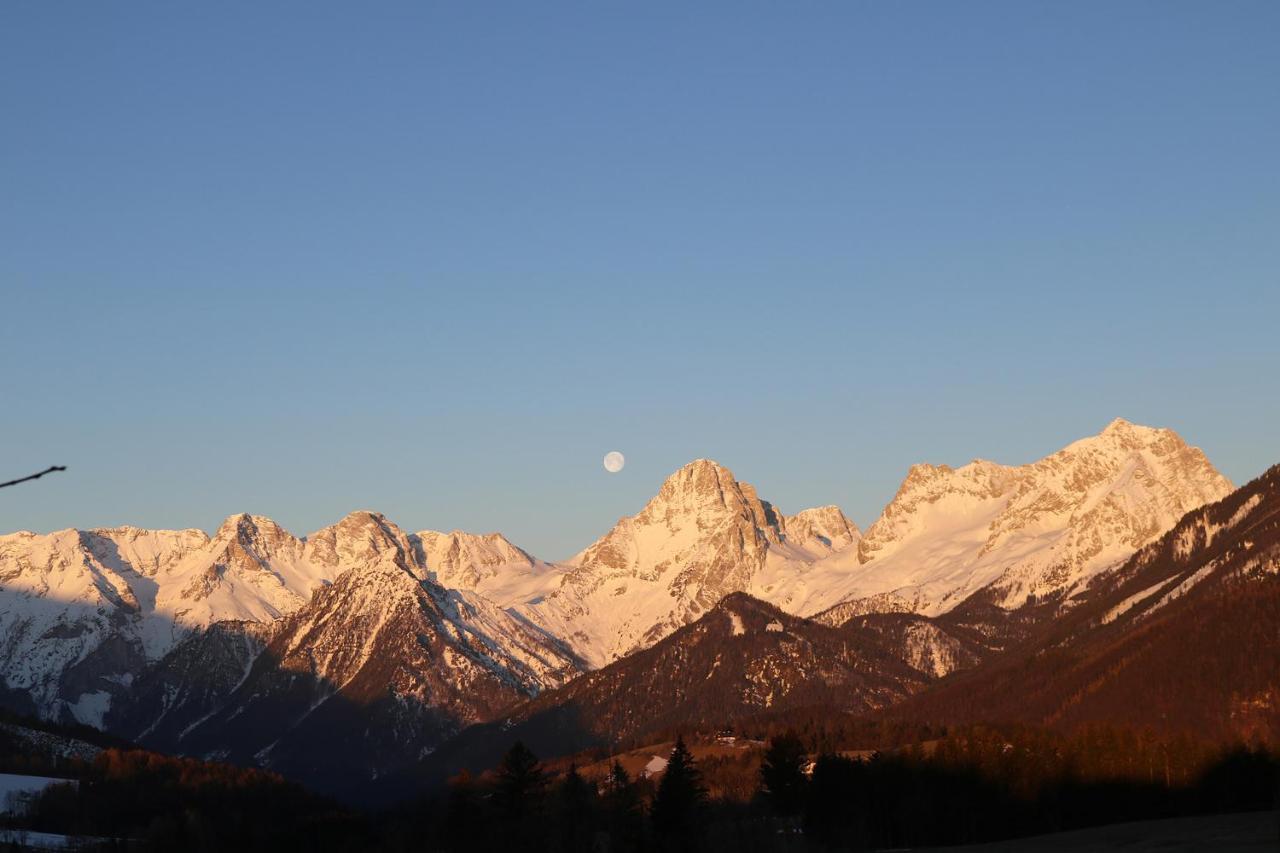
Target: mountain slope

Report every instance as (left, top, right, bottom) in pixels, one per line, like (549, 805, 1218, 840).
(891, 463, 1280, 741)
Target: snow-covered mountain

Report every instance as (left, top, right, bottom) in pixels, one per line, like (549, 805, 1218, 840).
(111, 511, 581, 789)
(0, 511, 570, 730)
(0, 525, 211, 724)
(513, 420, 1230, 666)
(412, 529, 567, 606)
(780, 418, 1233, 618)
(513, 458, 860, 666)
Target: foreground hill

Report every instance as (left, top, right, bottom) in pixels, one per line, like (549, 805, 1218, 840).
(387, 593, 933, 800)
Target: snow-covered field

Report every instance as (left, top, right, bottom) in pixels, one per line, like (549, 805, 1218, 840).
(0, 772, 75, 813)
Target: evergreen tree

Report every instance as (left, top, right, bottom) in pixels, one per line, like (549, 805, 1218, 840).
(494, 741, 546, 823)
(650, 737, 707, 850)
(444, 769, 484, 850)
(759, 731, 808, 817)
(556, 763, 597, 853)
(602, 761, 644, 852)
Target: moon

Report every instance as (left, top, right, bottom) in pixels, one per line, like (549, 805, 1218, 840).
(603, 451, 625, 473)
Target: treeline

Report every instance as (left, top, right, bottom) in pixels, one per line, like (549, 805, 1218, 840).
(394, 726, 1279, 852)
(5, 724, 1277, 851)
(15, 748, 367, 852)
(0, 707, 129, 779)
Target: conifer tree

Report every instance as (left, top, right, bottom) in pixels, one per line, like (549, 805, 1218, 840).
(495, 741, 546, 823)
(759, 731, 808, 816)
(556, 762, 597, 852)
(602, 761, 644, 852)
(650, 736, 707, 850)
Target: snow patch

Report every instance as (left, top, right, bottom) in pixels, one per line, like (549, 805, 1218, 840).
(727, 611, 745, 636)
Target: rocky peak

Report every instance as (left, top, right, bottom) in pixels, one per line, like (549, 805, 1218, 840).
(785, 506, 860, 551)
(305, 511, 418, 579)
(634, 459, 782, 539)
(211, 514, 300, 559)
(858, 459, 1016, 563)
(413, 529, 536, 590)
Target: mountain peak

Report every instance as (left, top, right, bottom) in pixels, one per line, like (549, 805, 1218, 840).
(786, 505, 861, 551)
(660, 458, 737, 489)
(214, 513, 288, 540)
(1102, 416, 1137, 434)
(1090, 417, 1181, 450)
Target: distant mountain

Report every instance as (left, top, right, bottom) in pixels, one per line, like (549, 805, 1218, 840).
(892, 464, 1280, 741)
(510, 420, 1229, 667)
(774, 418, 1233, 619)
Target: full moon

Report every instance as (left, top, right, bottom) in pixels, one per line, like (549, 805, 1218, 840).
(603, 451, 625, 473)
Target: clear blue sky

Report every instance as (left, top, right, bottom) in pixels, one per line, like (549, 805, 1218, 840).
(3, 2, 1277, 559)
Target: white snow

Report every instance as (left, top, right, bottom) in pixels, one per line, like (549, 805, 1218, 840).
(727, 611, 745, 636)
(642, 756, 669, 777)
(65, 691, 112, 728)
(0, 828, 95, 849)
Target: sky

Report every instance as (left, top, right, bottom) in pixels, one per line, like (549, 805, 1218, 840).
(2, 2, 1278, 560)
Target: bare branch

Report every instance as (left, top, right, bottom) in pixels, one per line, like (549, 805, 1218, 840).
(0, 466, 67, 489)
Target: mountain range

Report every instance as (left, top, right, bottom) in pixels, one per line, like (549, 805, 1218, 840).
(2, 417, 1267, 798)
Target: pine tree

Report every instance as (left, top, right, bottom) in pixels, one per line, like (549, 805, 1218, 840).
(444, 769, 484, 848)
(556, 762, 597, 853)
(759, 731, 808, 817)
(602, 761, 644, 852)
(650, 737, 708, 850)
(494, 741, 546, 823)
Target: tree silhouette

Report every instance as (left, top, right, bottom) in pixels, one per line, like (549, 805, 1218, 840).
(602, 761, 644, 852)
(759, 731, 808, 817)
(650, 737, 708, 850)
(494, 741, 546, 823)
(555, 763, 597, 853)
